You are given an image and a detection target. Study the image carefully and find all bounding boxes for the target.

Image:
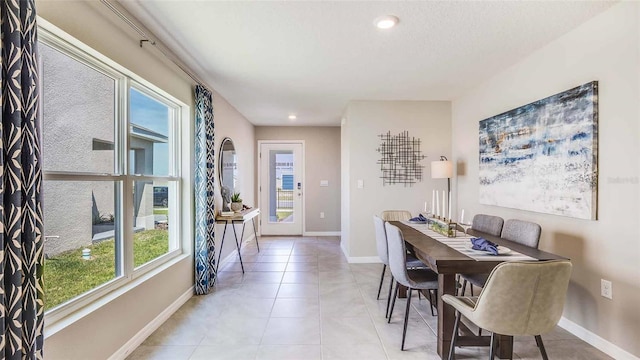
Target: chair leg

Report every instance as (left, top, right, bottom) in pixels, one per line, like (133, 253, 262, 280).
(418, 290, 422, 300)
(535, 335, 549, 360)
(470, 284, 474, 296)
(401, 288, 412, 350)
(489, 332, 496, 360)
(388, 281, 399, 323)
(461, 279, 468, 296)
(455, 274, 460, 295)
(428, 290, 436, 316)
(448, 311, 462, 360)
(433, 290, 438, 316)
(385, 275, 394, 318)
(376, 264, 386, 300)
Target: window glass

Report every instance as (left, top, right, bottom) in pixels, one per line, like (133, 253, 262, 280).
(41, 35, 183, 315)
(41, 43, 116, 174)
(133, 180, 176, 268)
(43, 180, 120, 310)
(129, 88, 171, 176)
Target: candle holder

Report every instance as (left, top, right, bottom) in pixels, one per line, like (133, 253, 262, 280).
(428, 217, 457, 238)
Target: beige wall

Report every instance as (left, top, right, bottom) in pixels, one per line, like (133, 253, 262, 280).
(37, 1, 254, 358)
(342, 101, 452, 259)
(214, 93, 257, 262)
(452, 3, 640, 357)
(255, 126, 341, 233)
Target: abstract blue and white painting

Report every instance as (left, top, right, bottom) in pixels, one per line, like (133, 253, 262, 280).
(478, 81, 598, 220)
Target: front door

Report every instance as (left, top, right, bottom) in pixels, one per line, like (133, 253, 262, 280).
(259, 142, 303, 235)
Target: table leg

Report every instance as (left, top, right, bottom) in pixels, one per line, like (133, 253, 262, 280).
(437, 273, 456, 359)
(252, 217, 260, 252)
(496, 335, 514, 359)
(215, 222, 228, 274)
(231, 221, 245, 273)
(398, 284, 408, 298)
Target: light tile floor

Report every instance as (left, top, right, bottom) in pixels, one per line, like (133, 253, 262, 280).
(128, 236, 612, 360)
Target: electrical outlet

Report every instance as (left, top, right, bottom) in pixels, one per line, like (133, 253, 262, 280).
(601, 279, 612, 299)
(320, 212, 325, 219)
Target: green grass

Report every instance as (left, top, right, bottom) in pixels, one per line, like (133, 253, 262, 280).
(276, 210, 293, 221)
(153, 208, 168, 216)
(44, 229, 168, 310)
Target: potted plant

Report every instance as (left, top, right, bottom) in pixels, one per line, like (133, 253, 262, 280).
(230, 192, 243, 212)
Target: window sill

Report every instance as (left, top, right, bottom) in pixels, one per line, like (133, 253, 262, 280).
(44, 252, 191, 339)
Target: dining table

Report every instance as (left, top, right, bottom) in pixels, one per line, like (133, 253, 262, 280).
(390, 221, 567, 360)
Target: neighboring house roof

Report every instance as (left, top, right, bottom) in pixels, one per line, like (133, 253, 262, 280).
(130, 124, 168, 143)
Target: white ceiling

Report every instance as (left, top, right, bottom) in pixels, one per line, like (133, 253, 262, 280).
(120, 1, 614, 126)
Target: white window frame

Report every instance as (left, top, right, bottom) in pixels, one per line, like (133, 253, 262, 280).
(39, 19, 190, 327)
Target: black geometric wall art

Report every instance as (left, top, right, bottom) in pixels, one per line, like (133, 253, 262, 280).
(376, 130, 426, 186)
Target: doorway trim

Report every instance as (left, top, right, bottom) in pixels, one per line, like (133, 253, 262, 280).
(257, 140, 305, 236)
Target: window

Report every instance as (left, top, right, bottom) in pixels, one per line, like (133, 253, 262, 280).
(40, 30, 184, 315)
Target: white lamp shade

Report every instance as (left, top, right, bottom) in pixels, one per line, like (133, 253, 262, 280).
(431, 160, 453, 179)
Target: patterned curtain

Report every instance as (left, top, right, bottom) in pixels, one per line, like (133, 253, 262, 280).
(194, 85, 216, 295)
(0, 0, 45, 358)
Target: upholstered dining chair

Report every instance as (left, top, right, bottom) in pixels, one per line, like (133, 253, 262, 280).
(461, 219, 541, 296)
(385, 222, 439, 350)
(471, 214, 504, 236)
(443, 260, 572, 360)
(373, 215, 427, 319)
(457, 214, 505, 296)
(380, 210, 412, 221)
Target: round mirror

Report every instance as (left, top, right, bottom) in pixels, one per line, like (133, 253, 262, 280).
(219, 137, 237, 212)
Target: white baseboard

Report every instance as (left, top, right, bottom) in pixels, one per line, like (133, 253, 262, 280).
(347, 256, 381, 264)
(340, 240, 349, 259)
(109, 286, 194, 360)
(303, 231, 341, 236)
(558, 316, 639, 360)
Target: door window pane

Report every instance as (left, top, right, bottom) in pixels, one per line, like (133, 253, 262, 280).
(43, 181, 121, 310)
(269, 150, 294, 223)
(41, 43, 116, 174)
(129, 88, 171, 176)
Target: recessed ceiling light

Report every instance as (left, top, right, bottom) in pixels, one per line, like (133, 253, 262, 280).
(288, 114, 297, 120)
(374, 15, 399, 29)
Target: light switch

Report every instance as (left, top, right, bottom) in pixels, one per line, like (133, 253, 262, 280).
(357, 180, 364, 189)
(320, 180, 329, 187)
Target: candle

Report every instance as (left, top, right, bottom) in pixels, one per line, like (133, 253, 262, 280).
(435, 191, 440, 217)
(461, 209, 465, 224)
(442, 191, 446, 220)
(432, 190, 435, 214)
(448, 191, 452, 220)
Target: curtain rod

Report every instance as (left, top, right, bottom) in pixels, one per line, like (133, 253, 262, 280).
(100, 0, 208, 89)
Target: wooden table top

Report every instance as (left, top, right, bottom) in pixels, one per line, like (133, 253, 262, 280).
(391, 221, 567, 275)
(215, 207, 260, 222)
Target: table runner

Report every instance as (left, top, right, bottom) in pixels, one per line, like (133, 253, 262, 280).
(402, 221, 536, 261)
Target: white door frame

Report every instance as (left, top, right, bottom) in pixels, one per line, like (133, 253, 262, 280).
(257, 140, 305, 235)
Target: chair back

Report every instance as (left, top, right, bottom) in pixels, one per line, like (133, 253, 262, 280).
(373, 215, 389, 265)
(384, 223, 411, 287)
(501, 219, 541, 248)
(471, 214, 504, 236)
(473, 260, 572, 336)
(380, 210, 412, 222)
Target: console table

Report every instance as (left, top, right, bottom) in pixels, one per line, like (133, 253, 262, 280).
(215, 207, 260, 273)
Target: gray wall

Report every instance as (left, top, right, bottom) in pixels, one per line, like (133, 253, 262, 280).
(255, 126, 341, 233)
(452, 3, 640, 357)
(41, 42, 115, 255)
(213, 92, 257, 266)
(341, 101, 452, 259)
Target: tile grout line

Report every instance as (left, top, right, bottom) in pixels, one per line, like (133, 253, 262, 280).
(353, 263, 394, 360)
